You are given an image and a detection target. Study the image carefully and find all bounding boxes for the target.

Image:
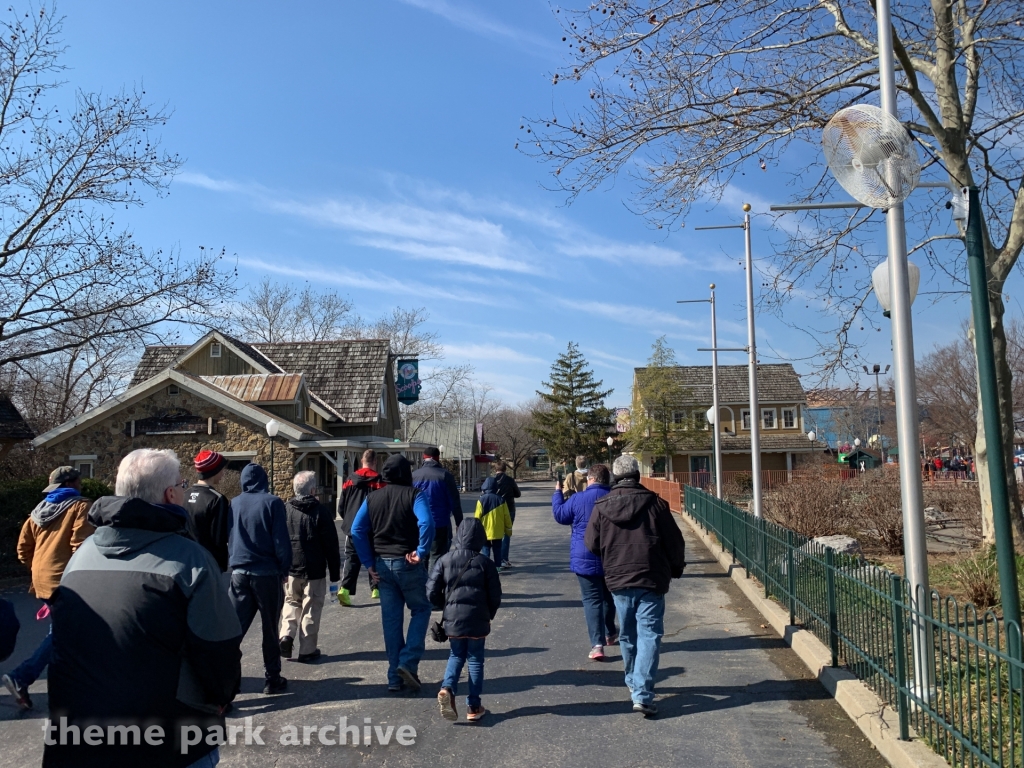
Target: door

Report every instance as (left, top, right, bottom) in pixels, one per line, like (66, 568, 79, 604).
(690, 456, 711, 489)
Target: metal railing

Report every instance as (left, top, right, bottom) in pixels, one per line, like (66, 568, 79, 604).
(650, 468, 859, 490)
(682, 485, 1024, 767)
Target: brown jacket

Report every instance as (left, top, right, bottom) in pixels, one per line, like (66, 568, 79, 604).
(562, 470, 589, 499)
(17, 497, 94, 599)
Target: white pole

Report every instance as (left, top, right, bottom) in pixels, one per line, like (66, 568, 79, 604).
(743, 205, 763, 518)
(711, 284, 723, 499)
(875, 0, 933, 697)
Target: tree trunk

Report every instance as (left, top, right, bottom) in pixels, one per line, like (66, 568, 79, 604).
(972, 292, 1024, 550)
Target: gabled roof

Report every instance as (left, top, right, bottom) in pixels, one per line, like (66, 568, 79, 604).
(633, 364, 806, 405)
(0, 393, 34, 440)
(406, 418, 480, 458)
(202, 374, 305, 404)
(130, 331, 392, 425)
(32, 369, 328, 449)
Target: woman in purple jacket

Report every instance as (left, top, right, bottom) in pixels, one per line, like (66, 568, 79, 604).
(552, 463, 618, 660)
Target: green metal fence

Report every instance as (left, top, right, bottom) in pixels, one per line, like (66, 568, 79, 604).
(684, 485, 1024, 767)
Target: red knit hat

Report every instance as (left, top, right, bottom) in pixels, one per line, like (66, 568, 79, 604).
(194, 449, 226, 477)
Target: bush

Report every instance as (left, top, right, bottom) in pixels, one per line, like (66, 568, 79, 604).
(949, 548, 1000, 609)
(764, 463, 855, 538)
(850, 469, 905, 555)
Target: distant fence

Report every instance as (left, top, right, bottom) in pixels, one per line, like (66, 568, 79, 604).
(650, 467, 979, 492)
(681, 485, 1023, 768)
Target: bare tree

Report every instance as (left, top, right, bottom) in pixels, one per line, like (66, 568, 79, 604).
(348, 307, 442, 360)
(0, 5, 235, 371)
(488, 403, 542, 478)
(230, 278, 353, 343)
(526, 0, 1024, 545)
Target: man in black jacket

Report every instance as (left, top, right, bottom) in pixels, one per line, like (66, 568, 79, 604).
(45, 448, 242, 768)
(584, 454, 686, 718)
(337, 449, 386, 604)
(184, 449, 232, 571)
(279, 471, 341, 663)
(491, 462, 521, 568)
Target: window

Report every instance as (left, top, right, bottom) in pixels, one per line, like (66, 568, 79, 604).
(693, 410, 709, 430)
(782, 408, 796, 429)
(672, 411, 685, 425)
(762, 408, 776, 429)
(380, 388, 387, 419)
(210, 342, 222, 358)
(70, 455, 97, 478)
(167, 385, 180, 396)
(76, 462, 94, 478)
(741, 409, 751, 430)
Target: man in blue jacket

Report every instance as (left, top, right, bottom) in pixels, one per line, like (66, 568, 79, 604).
(350, 454, 434, 693)
(553, 463, 617, 661)
(413, 446, 463, 575)
(227, 463, 291, 695)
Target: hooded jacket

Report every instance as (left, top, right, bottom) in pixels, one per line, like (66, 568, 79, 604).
(426, 518, 501, 638)
(562, 469, 589, 498)
(492, 472, 521, 515)
(412, 458, 463, 530)
(338, 467, 385, 534)
(227, 464, 291, 576)
(584, 477, 686, 594)
(474, 477, 513, 541)
(45, 495, 242, 768)
(350, 455, 434, 567)
(552, 481, 610, 576)
(285, 495, 341, 581)
(17, 488, 94, 600)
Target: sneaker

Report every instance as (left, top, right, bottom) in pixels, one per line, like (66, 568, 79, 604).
(437, 687, 458, 721)
(371, 587, 380, 600)
(2, 674, 32, 711)
(589, 645, 605, 661)
(501, 560, 512, 568)
(496, 566, 505, 573)
(279, 636, 293, 659)
(296, 649, 321, 663)
(466, 705, 487, 722)
(387, 682, 406, 693)
(396, 666, 421, 692)
(633, 701, 658, 717)
(263, 676, 288, 695)
(338, 587, 352, 607)
(605, 633, 619, 646)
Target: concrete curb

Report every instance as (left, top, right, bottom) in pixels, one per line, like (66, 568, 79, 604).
(678, 511, 949, 768)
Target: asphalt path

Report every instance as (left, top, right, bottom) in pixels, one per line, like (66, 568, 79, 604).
(1, 481, 889, 768)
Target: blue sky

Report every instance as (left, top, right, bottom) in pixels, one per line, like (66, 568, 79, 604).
(56, 1, 1015, 406)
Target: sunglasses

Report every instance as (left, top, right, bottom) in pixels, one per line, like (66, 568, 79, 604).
(171, 479, 188, 490)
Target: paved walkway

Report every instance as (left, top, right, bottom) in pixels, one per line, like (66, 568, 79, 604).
(1, 482, 889, 768)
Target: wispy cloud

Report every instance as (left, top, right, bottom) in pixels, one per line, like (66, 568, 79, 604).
(442, 343, 546, 364)
(585, 348, 642, 368)
(395, 0, 554, 52)
(495, 330, 556, 343)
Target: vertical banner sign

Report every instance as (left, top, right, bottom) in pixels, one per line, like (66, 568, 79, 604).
(396, 359, 421, 405)
(615, 407, 631, 433)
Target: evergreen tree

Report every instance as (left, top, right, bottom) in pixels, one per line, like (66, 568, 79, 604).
(625, 337, 704, 473)
(531, 342, 613, 465)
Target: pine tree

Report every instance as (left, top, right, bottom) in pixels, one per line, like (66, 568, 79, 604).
(531, 342, 613, 465)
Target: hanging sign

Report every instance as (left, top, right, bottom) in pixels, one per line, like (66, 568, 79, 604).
(396, 359, 421, 405)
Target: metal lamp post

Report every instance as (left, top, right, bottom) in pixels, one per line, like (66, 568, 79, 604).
(694, 207, 763, 517)
(680, 283, 723, 499)
(863, 363, 891, 457)
(266, 419, 280, 495)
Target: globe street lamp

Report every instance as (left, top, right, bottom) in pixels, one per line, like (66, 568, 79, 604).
(266, 419, 280, 495)
(606, 436, 614, 467)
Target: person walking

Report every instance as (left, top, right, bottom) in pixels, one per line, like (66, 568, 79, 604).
(413, 446, 463, 574)
(227, 462, 291, 694)
(474, 477, 512, 570)
(553, 463, 617, 661)
(338, 449, 386, 605)
(44, 448, 241, 768)
(279, 470, 341, 664)
(491, 462, 520, 568)
(2, 467, 94, 711)
(184, 449, 232, 571)
(427, 518, 502, 723)
(585, 455, 686, 718)
(561, 455, 589, 499)
(350, 454, 434, 692)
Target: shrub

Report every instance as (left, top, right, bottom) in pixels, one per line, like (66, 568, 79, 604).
(764, 462, 855, 538)
(948, 548, 1000, 609)
(850, 469, 905, 555)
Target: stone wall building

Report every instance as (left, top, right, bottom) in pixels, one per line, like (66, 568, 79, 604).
(32, 331, 429, 502)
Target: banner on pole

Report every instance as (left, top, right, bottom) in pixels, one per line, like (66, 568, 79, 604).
(396, 359, 421, 405)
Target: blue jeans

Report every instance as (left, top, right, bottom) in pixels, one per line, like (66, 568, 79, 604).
(500, 507, 516, 563)
(577, 574, 617, 647)
(441, 637, 485, 707)
(186, 747, 220, 767)
(376, 556, 431, 686)
(483, 540, 502, 567)
(611, 589, 665, 706)
(228, 572, 284, 679)
(9, 625, 52, 688)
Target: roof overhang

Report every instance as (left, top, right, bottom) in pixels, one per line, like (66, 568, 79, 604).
(288, 438, 433, 451)
(32, 369, 314, 449)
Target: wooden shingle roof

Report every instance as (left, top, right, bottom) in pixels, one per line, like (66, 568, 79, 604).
(634, 363, 806, 405)
(0, 393, 34, 440)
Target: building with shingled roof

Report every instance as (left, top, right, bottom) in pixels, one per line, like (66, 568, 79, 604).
(31, 330, 430, 500)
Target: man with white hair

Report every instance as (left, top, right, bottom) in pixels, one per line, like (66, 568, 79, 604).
(585, 454, 686, 718)
(562, 455, 590, 499)
(278, 470, 341, 663)
(45, 448, 242, 768)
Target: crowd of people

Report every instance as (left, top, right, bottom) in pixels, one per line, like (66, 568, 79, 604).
(1, 445, 687, 766)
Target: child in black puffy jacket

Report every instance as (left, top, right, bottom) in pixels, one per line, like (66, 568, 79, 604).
(426, 517, 501, 723)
